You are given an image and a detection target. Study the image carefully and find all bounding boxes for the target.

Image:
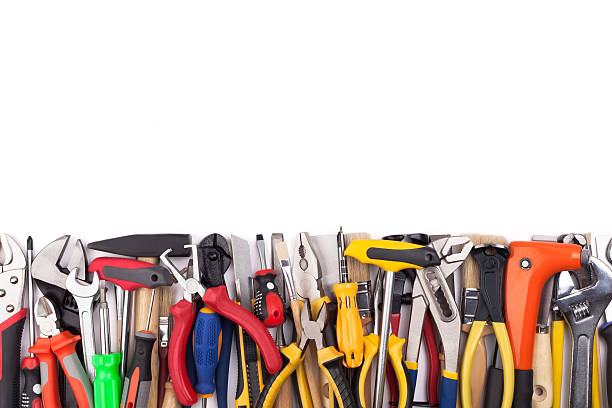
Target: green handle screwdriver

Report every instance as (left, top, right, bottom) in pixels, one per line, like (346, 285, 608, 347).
(94, 281, 122, 408)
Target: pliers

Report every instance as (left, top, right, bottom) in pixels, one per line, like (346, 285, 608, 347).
(0, 234, 27, 406)
(29, 296, 94, 408)
(160, 244, 282, 406)
(460, 244, 514, 408)
(256, 301, 357, 408)
(405, 235, 472, 408)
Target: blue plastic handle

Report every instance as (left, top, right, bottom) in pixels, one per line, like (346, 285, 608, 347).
(408, 367, 418, 390)
(194, 307, 222, 397)
(439, 372, 458, 408)
(215, 316, 235, 408)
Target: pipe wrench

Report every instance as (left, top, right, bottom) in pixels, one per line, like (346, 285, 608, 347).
(405, 235, 473, 408)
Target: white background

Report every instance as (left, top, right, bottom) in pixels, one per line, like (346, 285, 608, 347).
(2, 1, 612, 407)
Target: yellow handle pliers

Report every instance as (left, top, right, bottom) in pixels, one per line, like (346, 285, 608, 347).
(460, 244, 514, 408)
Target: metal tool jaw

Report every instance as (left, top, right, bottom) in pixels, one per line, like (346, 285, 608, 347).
(292, 232, 323, 302)
(161, 246, 205, 302)
(35, 296, 62, 337)
(298, 301, 327, 351)
(0, 234, 26, 323)
(31, 235, 88, 288)
(554, 256, 612, 408)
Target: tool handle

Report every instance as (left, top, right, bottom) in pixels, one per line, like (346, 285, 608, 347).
(168, 300, 198, 406)
(423, 313, 439, 405)
(333, 283, 364, 368)
(93, 353, 121, 408)
(600, 322, 612, 406)
(483, 367, 504, 408)
(161, 381, 181, 408)
(552, 319, 564, 408)
(532, 331, 553, 408)
(439, 372, 458, 408)
(255, 344, 304, 408)
(52, 330, 95, 408)
(121, 331, 156, 408)
(388, 335, 411, 408)
(513, 369, 534, 408)
(203, 285, 282, 373)
(157, 345, 169, 408)
(318, 347, 357, 408)
(194, 307, 221, 398)
(254, 269, 285, 328)
(353, 334, 378, 408)
(215, 316, 234, 408)
(30, 338, 61, 408)
(234, 325, 250, 408)
(89, 258, 173, 290)
(21, 356, 42, 408)
(0, 309, 26, 408)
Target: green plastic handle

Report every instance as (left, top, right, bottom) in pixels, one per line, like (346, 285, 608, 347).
(93, 352, 122, 408)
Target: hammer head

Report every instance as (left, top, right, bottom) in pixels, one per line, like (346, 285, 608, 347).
(88, 234, 192, 258)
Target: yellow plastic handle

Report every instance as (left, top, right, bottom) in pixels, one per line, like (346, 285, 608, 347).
(258, 344, 306, 408)
(357, 334, 379, 408)
(334, 282, 364, 368)
(344, 240, 428, 272)
(492, 321, 515, 408)
(551, 319, 564, 408)
(461, 320, 485, 408)
(388, 335, 409, 408)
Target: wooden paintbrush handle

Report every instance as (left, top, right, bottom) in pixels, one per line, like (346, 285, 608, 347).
(161, 381, 181, 408)
(532, 331, 553, 408)
(274, 373, 294, 408)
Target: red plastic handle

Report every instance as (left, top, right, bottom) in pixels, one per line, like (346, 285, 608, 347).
(52, 331, 94, 408)
(203, 286, 282, 373)
(89, 257, 157, 290)
(424, 312, 439, 405)
(29, 337, 61, 408)
(168, 299, 198, 406)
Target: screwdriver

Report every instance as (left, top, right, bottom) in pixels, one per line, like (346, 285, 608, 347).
(194, 306, 222, 408)
(333, 227, 364, 367)
(120, 289, 157, 408)
(21, 236, 42, 408)
(93, 281, 122, 408)
(253, 234, 285, 328)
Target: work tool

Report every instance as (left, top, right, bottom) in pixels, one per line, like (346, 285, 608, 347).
(554, 255, 612, 408)
(21, 236, 42, 408)
(257, 301, 357, 408)
(161, 244, 282, 406)
(231, 235, 265, 408)
(275, 240, 318, 408)
(157, 286, 173, 408)
(29, 296, 94, 408)
(346, 233, 373, 330)
(0, 234, 27, 407)
(344, 238, 444, 408)
(594, 235, 612, 408)
(334, 227, 363, 368)
(353, 269, 413, 408)
(66, 268, 100, 383)
(93, 281, 121, 408)
(121, 282, 158, 408)
(253, 234, 284, 328)
(461, 244, 514, 408)
(505, 240, 584, 407)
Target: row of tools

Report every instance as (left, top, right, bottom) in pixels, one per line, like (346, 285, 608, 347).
(1, 231, 612, 408)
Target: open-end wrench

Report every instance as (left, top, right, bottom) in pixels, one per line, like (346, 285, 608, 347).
(554, 256, 612, 408)
(66, 268, 100, 382)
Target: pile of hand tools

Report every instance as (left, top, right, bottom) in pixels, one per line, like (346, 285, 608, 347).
(4, 230, 612, 408)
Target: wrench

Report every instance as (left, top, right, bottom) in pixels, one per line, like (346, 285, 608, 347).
(554, 256, 612, 408)
(66, 268, 100, 382)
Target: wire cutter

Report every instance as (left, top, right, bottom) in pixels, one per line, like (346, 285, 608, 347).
(354, 269, 413, 408)
(256, 301, 357, 408)
(29, 296, 94, 408)
(460, 244, 514, 408)
(404, 235, 472, 408)
(160, 244, 282, 406)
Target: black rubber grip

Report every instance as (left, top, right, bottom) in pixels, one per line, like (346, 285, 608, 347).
(255, 353, 291, 408)
(20, 356, 41, 408)
(0, 310, 26, 408)
(102, 265, 174, 288)
(351, 364, 366, 408)
(401, 361, 414, 408)
(484, 367, 504, 408)
(121, 331, 156, 407)
(512, 369, 533, 408)
(366, 247, 440, 268)
(87, 234, 192, 257)
(321, 354, 357, 408)
(600, 322, 612, 406)
(199, 234, 232, 289)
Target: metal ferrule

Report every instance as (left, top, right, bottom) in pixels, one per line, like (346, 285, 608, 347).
(356, 280, 372, 319)
(159, 316, 169, 348)
(536, 324, 549, 334)
(462, 288, 480, 324)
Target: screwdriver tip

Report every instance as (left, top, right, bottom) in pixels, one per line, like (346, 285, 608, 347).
(27, 236, 33, 250)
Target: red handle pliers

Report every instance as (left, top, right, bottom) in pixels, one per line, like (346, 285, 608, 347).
(160, 244, 282, 406)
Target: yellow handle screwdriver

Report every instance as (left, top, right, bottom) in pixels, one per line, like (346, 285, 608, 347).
(333, 227, 364, 368)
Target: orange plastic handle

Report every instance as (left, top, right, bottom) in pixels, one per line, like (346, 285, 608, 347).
(52, 331, 94, 408)
(505, 241, 582, 370)
(29, 337, 61, 408)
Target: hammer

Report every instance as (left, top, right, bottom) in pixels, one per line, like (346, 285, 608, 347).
(88, 233, 191, 408)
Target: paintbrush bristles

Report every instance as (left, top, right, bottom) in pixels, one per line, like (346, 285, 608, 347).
(346, 232, 371, 283)
(463, 234, 509, 288)
(274, 241, 290, 263)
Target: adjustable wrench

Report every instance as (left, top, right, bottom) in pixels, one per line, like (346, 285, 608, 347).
(554, 255, 612, 408)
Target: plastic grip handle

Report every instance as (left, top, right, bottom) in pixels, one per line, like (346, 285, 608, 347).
(318, 348, 357, 408)
(89, 257, 172, 290)
(354, 334, 378, 408)
(407, 366, 418, 390)
(93, 353, 121, 408)
(253, 270, 285, 328)
(194, 307, 221, 398)
(168, 300, 198, 406)
(552, 319, 564, 408)
(29, 337, 61, 408)
(484, 367, 504, 408)
(423, 313, 439, 405)
(388, 335, 409, 408)
(600, 322, 612, 408)
(121, 331, 156, 408)
(52, 331, 95, 408)
(203, 286, 282, 373)
(157, 346, 169, 408)
(255, 344, 304, 408)
(215, 316, 234, 408)
(334, 283, 364, 369)
(513, 369, 534, 408)
(21, 356, 42, 408)
(0, 309, 26, 408)
(439, 372, 458, 408)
